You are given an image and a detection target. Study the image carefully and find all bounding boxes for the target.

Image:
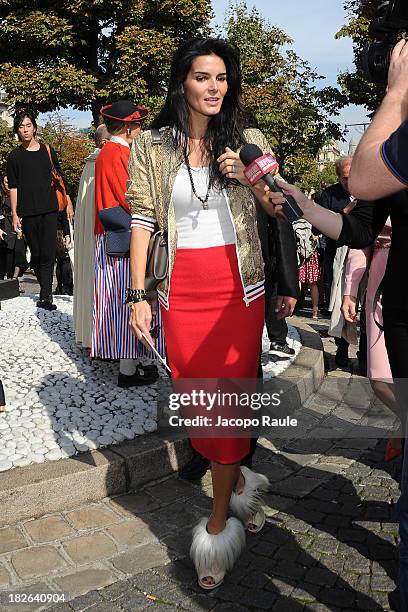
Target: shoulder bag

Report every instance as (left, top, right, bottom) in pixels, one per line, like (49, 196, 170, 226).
(144, 129, 168, 291)
(45, 144, 69, 212)
(98, 129, 168, 288)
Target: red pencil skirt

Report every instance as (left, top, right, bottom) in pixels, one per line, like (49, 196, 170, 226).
(161, 244, 264, 464)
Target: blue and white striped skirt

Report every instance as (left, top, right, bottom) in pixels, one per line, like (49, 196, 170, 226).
(91, 234, 164, 360)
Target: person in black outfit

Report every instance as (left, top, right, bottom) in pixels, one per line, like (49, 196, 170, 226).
(317, 156, 355, 367)
(54, 210, 73, 296)
(242, 111, 298, 361)
(257, 204, 298, 360)
(264, 183, 408, 609)
(6, 111, 74, 311)
(0, 175, 28, 284)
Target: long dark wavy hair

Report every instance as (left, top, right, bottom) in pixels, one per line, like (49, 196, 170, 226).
(152, 37, 247, 189)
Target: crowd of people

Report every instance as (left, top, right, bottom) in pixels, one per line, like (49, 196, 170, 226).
(1, 32, 408, 606)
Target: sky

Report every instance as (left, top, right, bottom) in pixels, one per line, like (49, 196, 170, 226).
(46, 0, 369, 147)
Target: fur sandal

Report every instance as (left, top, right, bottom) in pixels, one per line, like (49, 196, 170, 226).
(190, 516, 245, 590)
(230, 466, 270, 533)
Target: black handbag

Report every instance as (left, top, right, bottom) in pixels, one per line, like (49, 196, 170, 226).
(98, 205, 131, 257)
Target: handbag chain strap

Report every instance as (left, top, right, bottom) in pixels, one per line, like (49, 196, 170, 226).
(150, 129, 165, 238)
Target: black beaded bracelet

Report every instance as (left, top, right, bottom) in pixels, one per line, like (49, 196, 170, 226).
(127, 297, 147, 308)
(125, 288, 148, 304)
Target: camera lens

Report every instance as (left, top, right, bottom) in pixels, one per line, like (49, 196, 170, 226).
(362, 40, 394, 83)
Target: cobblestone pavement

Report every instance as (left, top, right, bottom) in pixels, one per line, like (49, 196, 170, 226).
(0, 307, 401, 611)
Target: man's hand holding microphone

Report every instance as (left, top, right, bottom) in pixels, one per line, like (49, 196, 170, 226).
(218, 144, 344, 243)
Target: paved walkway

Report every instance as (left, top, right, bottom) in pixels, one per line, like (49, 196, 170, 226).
(0, 307, 401, 611)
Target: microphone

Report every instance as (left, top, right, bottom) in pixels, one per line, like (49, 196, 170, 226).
(240, 144, 303, 223)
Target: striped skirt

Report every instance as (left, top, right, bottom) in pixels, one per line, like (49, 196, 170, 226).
(91, 234, 164, 359)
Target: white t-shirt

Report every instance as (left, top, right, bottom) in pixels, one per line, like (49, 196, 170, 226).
(172, 164, 236, 249)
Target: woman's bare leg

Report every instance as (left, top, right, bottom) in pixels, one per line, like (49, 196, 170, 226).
(201, 461, 243, 586)
(207, 461, 241, 534)
(309, 282, 319, 309)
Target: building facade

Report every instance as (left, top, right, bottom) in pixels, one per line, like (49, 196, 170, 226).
(317, 138, 343, 170)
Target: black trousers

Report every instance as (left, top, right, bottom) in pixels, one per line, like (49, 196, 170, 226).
(383, 306, 408, 608)
(264, 268, 287, 345)
(22, 211, 58, 301)
(323, 247, 336, 308)
(257, 205, 287, 345)
(55, 256, 73, 295)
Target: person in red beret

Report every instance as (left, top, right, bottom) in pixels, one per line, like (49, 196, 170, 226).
(91, 100, 163, 386)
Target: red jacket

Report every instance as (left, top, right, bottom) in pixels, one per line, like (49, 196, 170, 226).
(94, 140, 130, 235)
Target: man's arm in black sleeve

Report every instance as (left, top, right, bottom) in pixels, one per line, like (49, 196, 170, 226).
(337, 199, 390, 249)
(6, 151, 18, 189)
(317, 189, 330, 210)
(50, 146, 71, 196)
(270, 216, 299, 298)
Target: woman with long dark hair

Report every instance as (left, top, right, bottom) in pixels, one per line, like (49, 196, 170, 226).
(126, 38, 295, 588)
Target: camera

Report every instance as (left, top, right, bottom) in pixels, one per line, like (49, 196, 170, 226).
(362, 0, 408, 83)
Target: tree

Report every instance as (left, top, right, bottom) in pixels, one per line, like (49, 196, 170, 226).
(319, 161, 338, 189)
(40, 113, 93, 197)
(0, 1, 212, 124)
(336, 0, 403, 113)
(225, 2, 347, 187)
(0, 119, 16, 176)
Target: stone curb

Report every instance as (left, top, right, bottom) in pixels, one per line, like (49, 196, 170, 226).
(0, 317, 324, 527)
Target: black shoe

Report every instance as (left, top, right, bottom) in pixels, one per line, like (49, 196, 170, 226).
(141, 364, 159, 380)
(269, 342, 295, 361)
(178, 453, 210, 481)
(241, 455, 253, 469)
(335, 345, 349, 368)
(118, 367, 158, 388)
(37, 300, 57, 311)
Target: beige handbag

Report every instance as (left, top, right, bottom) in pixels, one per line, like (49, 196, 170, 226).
(144, 129, 168, 291)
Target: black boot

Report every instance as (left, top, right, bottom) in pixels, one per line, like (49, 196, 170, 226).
(178, 450, 210, 481)
(335, 338, 349, 368)
(37, 299, 57, 311)
(118, 365, 158, 388)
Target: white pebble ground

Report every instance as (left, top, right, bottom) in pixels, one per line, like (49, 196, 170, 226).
(0, 295, 300, 471)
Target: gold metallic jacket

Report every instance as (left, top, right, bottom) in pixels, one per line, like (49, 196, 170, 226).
(126, 127, 276, 310)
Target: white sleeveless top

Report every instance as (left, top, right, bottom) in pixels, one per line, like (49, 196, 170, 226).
(172, 164, 236, 249)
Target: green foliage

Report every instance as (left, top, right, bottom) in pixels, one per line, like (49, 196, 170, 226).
(319, 161, 338, 189)
(225, 2, 347, 186)
(0, 0, 213, 123)
(0, 119, 16, 176)
(40, 113, 93, 197)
